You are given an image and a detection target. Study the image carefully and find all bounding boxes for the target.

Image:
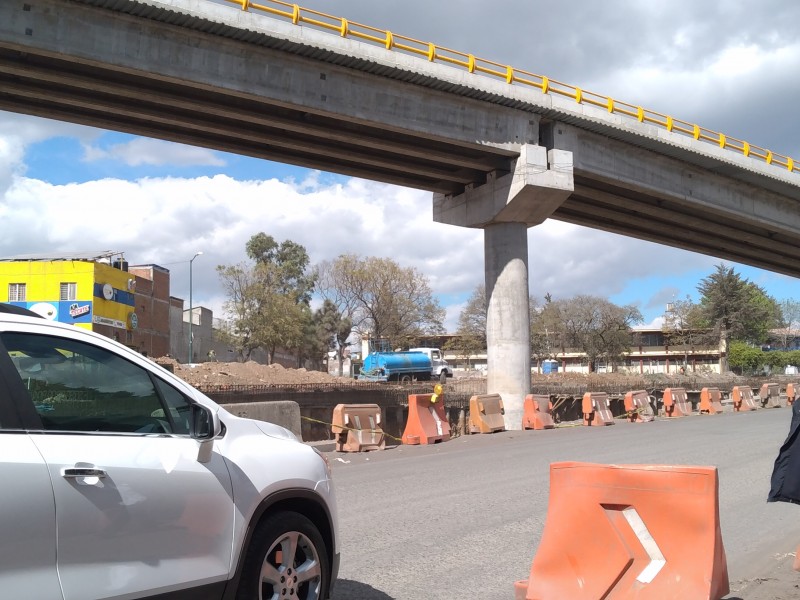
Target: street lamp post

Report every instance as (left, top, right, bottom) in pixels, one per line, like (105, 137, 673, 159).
(189, 251, 203, 364)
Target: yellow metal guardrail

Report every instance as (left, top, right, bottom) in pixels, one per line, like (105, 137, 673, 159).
(225, 0, 798, 175)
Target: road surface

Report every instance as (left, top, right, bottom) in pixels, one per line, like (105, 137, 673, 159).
(325, 407, 800, 600)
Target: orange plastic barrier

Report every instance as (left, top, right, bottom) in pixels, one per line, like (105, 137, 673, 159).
(522, 394, 555, 430)
(468, 394, 506, 434)
(624, 390, 654, 423)
(582, 392, 615, 426)
(787, 383, 797, 406)
(331, 404, 385, 452)
(760, 383, 781, 408)
(731, 386, 758, 412)
(402, 393, 451, 445)
(699, 387, 724, 415)
(516, 462, 729, 600)
(663, 387, 692, 417)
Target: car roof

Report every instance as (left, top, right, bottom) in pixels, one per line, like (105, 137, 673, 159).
(0, 303, 43, 318)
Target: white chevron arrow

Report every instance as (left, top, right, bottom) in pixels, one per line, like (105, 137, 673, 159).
(620, 506, 667, 583)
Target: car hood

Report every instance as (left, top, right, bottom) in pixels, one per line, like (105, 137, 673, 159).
(252, 419, 298, 441)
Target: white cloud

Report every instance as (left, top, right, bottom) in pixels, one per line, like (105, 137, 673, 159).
(638, 316, 665, 330)
(1, 169, 725, 329)
(82, 138, 226, 167)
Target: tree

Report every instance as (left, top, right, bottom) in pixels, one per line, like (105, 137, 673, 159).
(776, 299, 800, 349)
(662, 295, 714, 371)
(218, 233, 316, 364)
(314, 254, 445, 348)
(446, 284, 487, 369)
(530, 293, 562, 366)
(727, 340, 764, 374)
(315, 300, 352, 376)
(548, 295, 643, 372)
(293, 304, 325, 370)
(245, 232, 316, 304)
(696, 263, 780, 372)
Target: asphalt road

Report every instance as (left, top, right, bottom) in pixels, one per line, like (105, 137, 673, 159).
(325, 407, 800, 600)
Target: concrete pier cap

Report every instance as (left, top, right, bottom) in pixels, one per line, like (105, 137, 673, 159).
(434, 144, 574, 429)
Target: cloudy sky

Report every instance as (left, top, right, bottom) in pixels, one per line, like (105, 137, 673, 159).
(2, 0, 800, 331)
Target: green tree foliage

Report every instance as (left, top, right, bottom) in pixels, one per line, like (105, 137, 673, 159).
(696, 263, 780, 371)
(245, 232, 316, 304)
(294, 304, 325, 370)
(218, 233, 315, 364)
(315, 300, 352, 376)
(776, 299, 800, 349)
(314, 253, 445, 348)
(727, 341, 764, 374)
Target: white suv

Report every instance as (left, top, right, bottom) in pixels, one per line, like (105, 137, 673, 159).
(0, 304, 338, 600)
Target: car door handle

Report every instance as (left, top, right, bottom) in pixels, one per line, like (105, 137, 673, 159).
(61, 467, 107, 478)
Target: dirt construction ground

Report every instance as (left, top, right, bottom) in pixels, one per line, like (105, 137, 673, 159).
(157, 358, 345, 386)
(159, 359, 758, 390)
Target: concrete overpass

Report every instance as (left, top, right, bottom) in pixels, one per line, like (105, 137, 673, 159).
(2, 0, 799, 426)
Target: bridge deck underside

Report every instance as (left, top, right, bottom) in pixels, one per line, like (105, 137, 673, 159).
(559, 175, 800, 277)
(0, 46, 514, 196)
(1, 39, 800, 278)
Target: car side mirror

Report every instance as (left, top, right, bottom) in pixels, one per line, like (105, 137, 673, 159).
(190, 404, 221, 463)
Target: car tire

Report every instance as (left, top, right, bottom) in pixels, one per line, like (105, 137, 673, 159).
(236, 511, 330, 600)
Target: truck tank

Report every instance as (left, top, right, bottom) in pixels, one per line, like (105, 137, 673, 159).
(360, 350, 432, 382)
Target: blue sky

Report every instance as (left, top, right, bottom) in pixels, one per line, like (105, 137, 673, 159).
(2, 0, 799, 332)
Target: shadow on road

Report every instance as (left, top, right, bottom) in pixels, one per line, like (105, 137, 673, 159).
(331, 579, 396, 600)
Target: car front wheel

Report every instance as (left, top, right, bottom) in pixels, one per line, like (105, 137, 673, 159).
(237, 511, 330, 600)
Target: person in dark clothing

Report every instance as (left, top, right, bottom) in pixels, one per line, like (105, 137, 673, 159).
(768, 399, 800, 503)
(768, 398, 800, 572)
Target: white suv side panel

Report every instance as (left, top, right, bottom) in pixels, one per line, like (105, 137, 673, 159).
(0, 311, 339, 598)
(0, 434, 62, 600)
(31, 434, 234, 600)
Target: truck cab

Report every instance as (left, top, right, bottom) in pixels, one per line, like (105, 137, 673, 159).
(409, 347, 452, 383)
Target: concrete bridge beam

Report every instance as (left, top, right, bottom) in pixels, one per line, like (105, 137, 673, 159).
(434, 145, 574, 428)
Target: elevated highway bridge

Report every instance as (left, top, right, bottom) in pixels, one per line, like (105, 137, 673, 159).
(1, 0, 799, 425)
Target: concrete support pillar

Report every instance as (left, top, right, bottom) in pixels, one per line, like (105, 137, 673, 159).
(434, 144, 574, 430)
(485, 223, 530, 429)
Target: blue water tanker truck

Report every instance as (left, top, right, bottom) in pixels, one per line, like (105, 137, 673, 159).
(358, 340, 433, 382)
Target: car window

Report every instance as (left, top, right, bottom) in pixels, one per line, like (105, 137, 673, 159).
(0, 332, 192, 435)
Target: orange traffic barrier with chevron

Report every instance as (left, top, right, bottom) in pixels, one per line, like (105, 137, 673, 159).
(699, 387, 724, 415)
(663, 387, 692, 417)
(624, 390, 654, 423)
(515, 462, 729, 600)
(522, 394, 555, 430)
(731, 386, 758, 412)
(468, 394, 506, 433)
(582, 392, 614, 426)
(402, 389, 451, 445)
(331, 404, 385, 452)
(787, 383, 797, 406)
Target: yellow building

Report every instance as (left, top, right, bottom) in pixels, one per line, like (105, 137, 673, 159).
(0, 255, 137, 338)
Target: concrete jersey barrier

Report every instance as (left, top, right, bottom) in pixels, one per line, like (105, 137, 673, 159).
(624, 390, 654, 423)
(582, 392, 614, 426)
(331, 404, 385, 452)
(468, 394, 506, 434)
